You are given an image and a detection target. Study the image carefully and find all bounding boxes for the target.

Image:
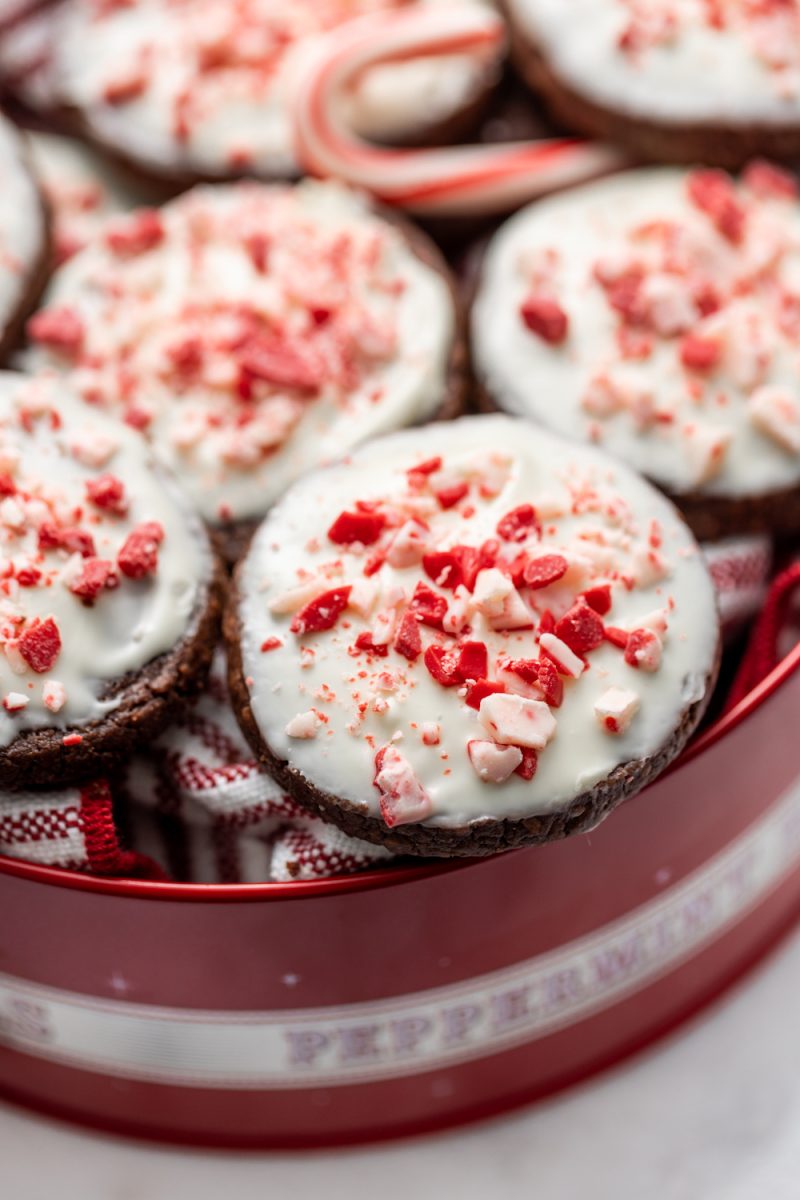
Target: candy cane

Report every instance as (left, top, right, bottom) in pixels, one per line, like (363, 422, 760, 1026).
(292, 7, 628, 217)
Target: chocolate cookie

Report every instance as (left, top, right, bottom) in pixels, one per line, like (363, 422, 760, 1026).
(0, 113, 50, 365)
(25, 178, 468, 562)
(472, 164, 800, 542)
(225, 415, 720, 858)
(0, 369, 223, 789)
(504, 0, 800, 169)
(47, 0, 496, 188)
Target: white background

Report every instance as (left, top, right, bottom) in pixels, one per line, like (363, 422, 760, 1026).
(2, 925, 800, 1200)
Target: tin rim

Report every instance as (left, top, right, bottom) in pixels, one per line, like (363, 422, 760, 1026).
(1, 640, 798, 903)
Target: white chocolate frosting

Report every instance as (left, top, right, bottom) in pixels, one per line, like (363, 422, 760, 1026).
(507, 0, 800, 126)
(27, 179, 456, 525)
(236, 416, 719, 830)
(0, 370, 209, 746)
(472, 166, 800, 500)
(52, 0, 492, 181)
(0, 115, 45, 352)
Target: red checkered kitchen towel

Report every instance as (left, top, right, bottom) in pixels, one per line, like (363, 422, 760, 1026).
(0, 536, 784, 884)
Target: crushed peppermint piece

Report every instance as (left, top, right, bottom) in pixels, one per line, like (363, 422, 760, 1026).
(594, 688, 640, 735)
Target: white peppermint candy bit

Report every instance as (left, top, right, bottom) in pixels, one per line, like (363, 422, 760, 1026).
(347, 577, 378, 618)
(539, 632, 585, 679)
(285, 710, 321, 739)
(479, 693, 556, 750)
(684, 422, 733, 486)
(374, 744, 432, 828)
(385, 520, 428, 567)
(42, 679, 66, 713)
(748, 386, 800, 454)
(2, 691, 28, 713)
(472, 567, 512, 617)
(468, 740, 523, 784)
(594, 688, 640, 735)
(269, 577, 329, 615)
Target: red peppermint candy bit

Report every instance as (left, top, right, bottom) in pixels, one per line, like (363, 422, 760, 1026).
(69, 558, 117, 602)
(327, 509, 386, 546)
(117, 521, 165, 579)
(496, 505, 540, 543)
(624, 628, 660, 669)
(539, 609, 556, 635)
(457, 640, 489, 682)
(422, 545, 480, 592)
(686, 169, 745, 243)
(507, 658, 563, 707)
(16, 566, 41, 587)
(86, 473, 128, 516)
(103, 69, 147, 105)
(62, 733, 83, 747)
(742, 160, 798, 200)
(38, 522, 96, 558)
(523, 553, 568, 589)
(464, 679, 506, 710)
(105, 210, 165, 256)
(353, 631, 388, 657)
(238, 336, 322, 393)
(519, 296, 569, 344)
(393, 610, 422, 661)
(554, 598, 605, 655)
(27, 306, 85, 356)
(604, 268, 647, 326)
(582, 584, 612, 616)
(0, 474, 16, 497)
(245, 233, 270, 273)
(290, 586, 352, 636)
(408, 582, 447, 630)
(680, 335, 721, 373)
(435, 481, 469, 510)
(514, 748, 538, 781)
(605, 625, 630, 649)
(260, 637, 283, 652)
(406, 456, 442, 479)
(18, 617, 61, 673)
(423, 644, 462, 687)
(363, 551, 386, 577)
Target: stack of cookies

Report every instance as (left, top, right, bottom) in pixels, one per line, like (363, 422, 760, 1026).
(1, 0, 798, 868)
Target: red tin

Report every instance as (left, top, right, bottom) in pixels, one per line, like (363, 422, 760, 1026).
(0, 642, 799, 1149)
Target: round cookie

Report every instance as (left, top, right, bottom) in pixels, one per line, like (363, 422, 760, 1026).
(472, 164, 800, 542)
(0, 369, 223, 789)
(225, 415, 720, 858)
(26, 179, 466, 561)
(0, 114, 50, 365)
(504, 0, 800, 169)
(50, 0, 496, 188)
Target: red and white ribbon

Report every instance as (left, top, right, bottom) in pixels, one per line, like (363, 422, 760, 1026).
(292, 7, 627, 218)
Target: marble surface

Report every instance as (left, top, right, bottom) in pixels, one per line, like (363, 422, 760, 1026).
(2, 925, 800, 1200)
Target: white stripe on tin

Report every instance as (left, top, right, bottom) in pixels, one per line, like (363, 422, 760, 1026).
(2, 776, 800, 1090)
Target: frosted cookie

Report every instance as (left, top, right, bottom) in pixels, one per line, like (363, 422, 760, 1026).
(0, 370, 223, 788)
(0, 114, 49, 365)
(225, 415, 720, 858)
(50, 0, 495, 187)
(26, 179, 465, 561)
(504, 0, 800, 168)
(472, 165, 800, 541)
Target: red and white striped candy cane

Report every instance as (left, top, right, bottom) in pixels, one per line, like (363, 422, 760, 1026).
(292, 7, 628, 217)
